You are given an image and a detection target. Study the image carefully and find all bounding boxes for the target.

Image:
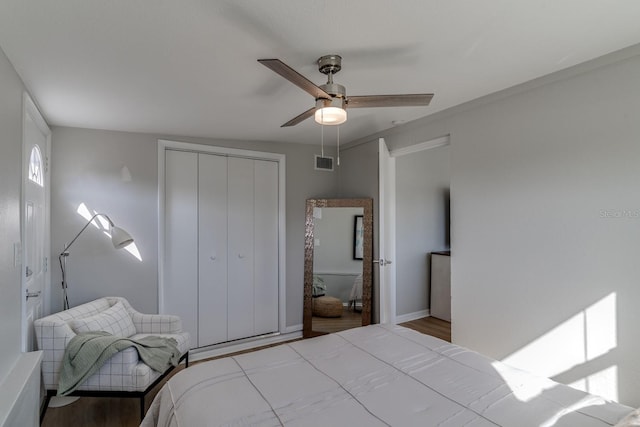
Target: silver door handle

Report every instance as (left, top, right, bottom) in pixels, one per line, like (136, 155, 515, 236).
(373, 259, 393, 266)
(25, 290, 41, 300)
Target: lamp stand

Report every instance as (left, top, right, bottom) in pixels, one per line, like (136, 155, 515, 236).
(59, 250, 70, 310)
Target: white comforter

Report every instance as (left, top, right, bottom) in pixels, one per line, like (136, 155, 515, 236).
(142, 324, 632, 427)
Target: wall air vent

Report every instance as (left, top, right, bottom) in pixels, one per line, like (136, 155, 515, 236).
(314, 155, 334, 171)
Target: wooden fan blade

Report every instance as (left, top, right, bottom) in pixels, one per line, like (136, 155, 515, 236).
(281, 107, 316, 127)
(258, 59, 332, 100)
(347, 94, 434, 108)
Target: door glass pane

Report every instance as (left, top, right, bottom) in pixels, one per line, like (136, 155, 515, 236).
(29, 145, 44, 187)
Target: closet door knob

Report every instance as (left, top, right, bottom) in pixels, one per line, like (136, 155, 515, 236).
(210, 256, 217, 261)
(238, 254, 245, 259)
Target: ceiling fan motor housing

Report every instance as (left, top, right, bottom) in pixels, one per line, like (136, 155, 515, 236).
(319, 82, 346, 99)
(316, 96, 346, 110)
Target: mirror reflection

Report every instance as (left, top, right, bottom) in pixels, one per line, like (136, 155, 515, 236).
(304, 198, 373, 338)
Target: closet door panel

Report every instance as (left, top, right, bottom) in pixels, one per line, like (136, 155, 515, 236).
(253, 160, 279, 335)
(164, 150, 199, 343)
(227, 157, 255, 340)
(198, 153, 228, 347)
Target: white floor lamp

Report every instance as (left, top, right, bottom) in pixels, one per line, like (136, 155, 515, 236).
(59, 213, 134, 310)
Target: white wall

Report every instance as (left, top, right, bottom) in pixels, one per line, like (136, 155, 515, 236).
(449, 53, 640, 406)
(396, 145, 450, 316)
(0, 46, 26, 384)
(50, 127, 339, 327)
(351, 45, 640, 406)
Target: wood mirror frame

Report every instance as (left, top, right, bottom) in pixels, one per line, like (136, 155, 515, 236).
(303, 198, 373, 338)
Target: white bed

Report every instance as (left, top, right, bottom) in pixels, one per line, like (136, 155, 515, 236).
(142, 324, 634, 427)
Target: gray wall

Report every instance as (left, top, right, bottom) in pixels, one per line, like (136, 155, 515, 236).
(50, 127, 339, 327)
(396, 145, 450, 316)
(0, 47, 27, 383)
(351, 45, 640, 406)
(338, 141, 381, 322)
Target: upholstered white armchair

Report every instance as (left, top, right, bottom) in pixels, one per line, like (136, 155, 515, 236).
(34, 297, 190, 420)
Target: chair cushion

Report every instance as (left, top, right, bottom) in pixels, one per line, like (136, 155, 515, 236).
(70, 301, 137, 337)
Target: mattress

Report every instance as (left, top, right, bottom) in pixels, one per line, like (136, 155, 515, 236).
(142, 324, 633, 427)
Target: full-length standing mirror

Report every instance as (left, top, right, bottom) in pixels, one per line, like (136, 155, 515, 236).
(304, 198, 373, 338)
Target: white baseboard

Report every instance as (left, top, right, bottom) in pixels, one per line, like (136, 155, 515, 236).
(395, 309, 430, 324)
(284, 324, 303, 334)
(189, 329, 302, 362)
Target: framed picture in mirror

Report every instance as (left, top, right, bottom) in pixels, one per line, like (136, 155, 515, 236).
(353, 215, 364, 260)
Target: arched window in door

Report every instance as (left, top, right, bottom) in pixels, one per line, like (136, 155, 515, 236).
(29, 145, 44, 187)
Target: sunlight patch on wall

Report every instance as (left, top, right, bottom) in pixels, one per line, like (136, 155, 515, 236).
(76, 202, 142, 261)
(502, 293, 617, 399)
(585, 294, 617, 361)
(123, 243, 142, 261)
(570, 365, 619, 403)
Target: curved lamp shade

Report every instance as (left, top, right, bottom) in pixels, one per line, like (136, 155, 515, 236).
(111, 226, 134, 249)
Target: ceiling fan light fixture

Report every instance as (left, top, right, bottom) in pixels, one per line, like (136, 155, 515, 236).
(315, 106, 347, 125)
(314, 97, 347, 125)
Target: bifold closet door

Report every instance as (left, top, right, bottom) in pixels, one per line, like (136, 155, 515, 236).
(164, 150, 198, 343)
(227, 157, 279, 340)
(227, 157, 256, 340)
(253, 160, 279, 335)
(165, 150, 279, 347)
(198, 153, 228, 346)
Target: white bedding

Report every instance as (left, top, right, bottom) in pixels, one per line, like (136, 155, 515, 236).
(142, 324, 632, 427)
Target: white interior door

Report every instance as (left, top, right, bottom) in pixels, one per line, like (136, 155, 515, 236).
(378, 138, 397, 324)
(198, 153, 229, 346)
(22, 94, 51, 351)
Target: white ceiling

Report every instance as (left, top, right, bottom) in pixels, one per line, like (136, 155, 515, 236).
(1, 1, 639, 145)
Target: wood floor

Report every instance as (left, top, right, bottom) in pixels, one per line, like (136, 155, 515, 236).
(41, 317, 451, 426)
(400, 315, 452, 342)
(312, 309, 363, 333)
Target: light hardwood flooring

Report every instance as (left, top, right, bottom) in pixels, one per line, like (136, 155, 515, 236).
(312, 309, 363, 333)
(400, 316, 452, 342)
(41, 317, 451, 426)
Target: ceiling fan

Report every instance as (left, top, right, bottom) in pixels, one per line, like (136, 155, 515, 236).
(258, 54, 434, 127)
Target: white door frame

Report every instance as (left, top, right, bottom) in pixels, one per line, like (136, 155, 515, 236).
(378, 138, 396, 324)
(21, 93, 51, 351)
(157, 139, 287, 334)
(378, 135, 450, 325)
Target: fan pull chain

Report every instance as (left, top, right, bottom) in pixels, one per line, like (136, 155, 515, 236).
(321, 119, 324, 158)
(337, 125, 340, 166)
